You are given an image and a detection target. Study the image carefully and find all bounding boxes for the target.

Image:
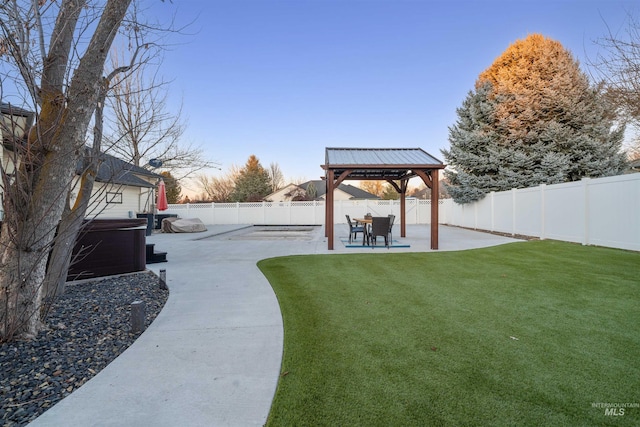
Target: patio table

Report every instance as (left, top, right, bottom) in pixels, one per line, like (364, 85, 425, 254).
(353, 218, 373, 245)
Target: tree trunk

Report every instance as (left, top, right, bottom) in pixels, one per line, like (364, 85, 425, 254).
(40, 171, 96, 316)
(0, 242, 50, 340)
(0, 137, 79, 340)
(41, 39, 148, 317)
(41, 80, 109, 316)
(0, 0, 133, 342)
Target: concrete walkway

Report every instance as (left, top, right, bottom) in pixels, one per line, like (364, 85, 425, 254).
(29, 224, 520, 427)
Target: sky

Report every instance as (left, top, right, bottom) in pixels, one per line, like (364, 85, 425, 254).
(143, 0, 636, 193)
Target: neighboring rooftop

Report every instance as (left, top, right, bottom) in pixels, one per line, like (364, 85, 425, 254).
(299, 180, 379, 199)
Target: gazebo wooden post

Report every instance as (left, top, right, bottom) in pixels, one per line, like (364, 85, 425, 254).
(413, 168, 440, 250)
(324, 178, 329, 238)
(400, 180, 407, 237)
(430, 169, 439, 250)
(327, 169, 335, 250)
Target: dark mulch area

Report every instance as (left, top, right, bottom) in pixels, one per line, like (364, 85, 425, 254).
(0, 271, 169, 426)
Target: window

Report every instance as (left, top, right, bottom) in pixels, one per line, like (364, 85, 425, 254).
(105, 192, 122, 204)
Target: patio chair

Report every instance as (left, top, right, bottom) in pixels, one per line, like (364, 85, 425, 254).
(370, 216, 391, 248)
(346, 215, 365, 243)
(388, 214, 395, 242)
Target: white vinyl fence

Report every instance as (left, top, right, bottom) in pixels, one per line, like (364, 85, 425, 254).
(164, 173, 639, 251)
(442, 173, 640, 251)
(163, 199, 443, 226)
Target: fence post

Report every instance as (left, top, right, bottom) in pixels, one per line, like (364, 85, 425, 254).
(490, 192, 495, 232)
(540, 184, 546, 240)
(511, 188, 517, 236)
(582, 178, 590, 246)
(474, 199, 478, 230)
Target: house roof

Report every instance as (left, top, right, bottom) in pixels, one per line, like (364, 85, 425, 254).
(299, 180, 378, 199)
(1, 102, 36, 147)
(77, 148, 162, 188)
(0, 103, 35, 118)
(2, 103, 160, 189)
(323, 147, 445, 180)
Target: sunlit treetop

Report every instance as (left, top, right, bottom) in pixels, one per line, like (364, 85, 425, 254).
(475, 33, 593, 137)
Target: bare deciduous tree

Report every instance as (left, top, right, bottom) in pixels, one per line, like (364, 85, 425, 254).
(41, 41, 151, 312)
(0, 0, 134, 342)
(267, 162, 284, 193)
(105, 53, 214, 179)
(590, 11, 640, 159)
(197, 165, 240, 203)
(359, 181, 384, 198)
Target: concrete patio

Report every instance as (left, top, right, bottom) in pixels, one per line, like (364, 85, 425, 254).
(29, 224, 520, 427)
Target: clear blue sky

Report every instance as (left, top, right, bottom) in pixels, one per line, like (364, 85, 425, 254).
(148, 0, 636, 190)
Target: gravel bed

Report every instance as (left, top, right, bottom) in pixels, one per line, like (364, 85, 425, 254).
(0, 271, 169, 426)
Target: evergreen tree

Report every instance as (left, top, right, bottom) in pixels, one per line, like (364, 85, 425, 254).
(160, 171, 182, 204)
(442, 82, 503, 203)
(305, 182, 318, 200)
(381, 183, 400, 200)
(443, 34, 626, 204)
(231, 155, 272, 202)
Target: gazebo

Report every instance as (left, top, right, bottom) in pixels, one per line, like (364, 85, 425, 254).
(321, 147, 446, 250)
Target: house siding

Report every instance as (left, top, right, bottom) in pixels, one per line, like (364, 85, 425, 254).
(265, 184, 300, 202)
(2, 104, 160, 221)
(69, 179, 154, 219)
(319, 189, 354, 201)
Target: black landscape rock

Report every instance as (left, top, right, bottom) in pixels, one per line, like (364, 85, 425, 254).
(1, 271, 168, 427)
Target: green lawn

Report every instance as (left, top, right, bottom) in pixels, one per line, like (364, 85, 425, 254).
(258, 240, 640, 426)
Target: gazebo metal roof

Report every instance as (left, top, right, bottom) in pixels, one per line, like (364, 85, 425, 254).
(322, 147, 446, 250)
(324, 147, 444, 180)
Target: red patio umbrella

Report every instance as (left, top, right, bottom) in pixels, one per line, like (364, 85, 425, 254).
(157, 179, 168, 211)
